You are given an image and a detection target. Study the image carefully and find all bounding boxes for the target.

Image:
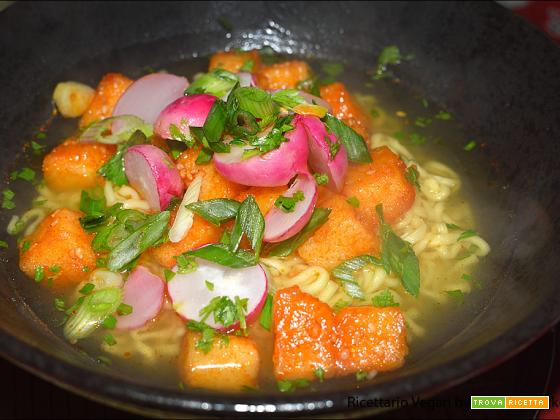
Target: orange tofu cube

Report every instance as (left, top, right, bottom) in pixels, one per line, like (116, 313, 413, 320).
(79, 72, 133, 128)
(256, 60, 311, 90)
(174, 147, 246, 201)
(208, 49, 261, 73)
(235, 186, 287, 215)
(42, 139, 115, 192)
(297, 188, 380, 270)
(273, 286, 336, 381)
(179, 331, 260, 391)
(334, 306, 408, 374)
(320, 82, 371, 139)
(150, 213, 223, 268)
(342, 146, 416, 229)
(19, 208, 96, 287)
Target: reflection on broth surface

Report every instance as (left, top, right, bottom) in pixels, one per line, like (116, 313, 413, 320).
(8, 50, 491, 393)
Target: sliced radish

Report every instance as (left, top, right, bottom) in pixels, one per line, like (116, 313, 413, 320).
(154, 94, 216, 140)
(124, 144, 184, 211)
(167, 258, 268, 331)
(168, 175, 203, 243)
(296, 115, 348, 192)
(112, 73, 188, 125)
(263, 172, 318, 242)
(213, 122, 309, 187)
(116, 266, 164, 330)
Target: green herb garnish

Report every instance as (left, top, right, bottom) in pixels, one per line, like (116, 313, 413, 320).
(322, 114, 371, 163)
(175, 254, 198, 274)
(356, 371, 368, 381)
(314, 367, 325, 382)
(164, 269, 176, 282)
(186, 243, 257, 268)
(457, 229, 478, 241)
(205, 280, 215, 291)
(373, 45, 413, 80)
(98, 130, 147, 186)
(274, 191, 305, 213)
(277, 379, 310, 393)
(187, 320, 216, 354)
(405, 165, 420, 189)
(0, 240, 8, 249)
(371, 289, 399, 307)
(313, 173, 329, 185)
(435, 111, 452, 120)
(117, 303, 133, 316)
(446, 289, 465, 304)
(259, 294, 273, 331)
(229, 195, 265, 257)
(2, 189, 16, 209)
(346, 196, 360, 208)
(186, 198, 240, 225)
(34, 266, 44, 283)
(377, 204, 420, 297)
(464, 140, 477, 151)
(103, 333, 117, 346)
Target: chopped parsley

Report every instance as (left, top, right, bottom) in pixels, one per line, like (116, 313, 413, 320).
(0, 240, 8, 249)
(10, 167, 36, 182)
(346, 196, 360, 208)
(464, 140, 477, 151)
(117, 303, 133, 316)
(435, 111, 452, 120)
(313, 173, 329, 185)
(277, 378, 310, 393)
(103, 333, 117, 346)
(187, 320, 216, 354)
(30, 140, 46, 155)
(373, 45, 414, 80)
(199, 295, 248, 331)
(414, 117, 432, 128)
(446, 289, 465, 304)
(274, 191, 305, 213)
(314, 367, 325, 382)
(164, 269, 176, 282)
(2, 189, 16, 209)
(356, 371, 368, 381)
(371, 289, 400, 307)
(175, 254, 198, 274)
(34, 266, 44, 283)
(405, 165, 420, 189)
(410, 132, 426, 145)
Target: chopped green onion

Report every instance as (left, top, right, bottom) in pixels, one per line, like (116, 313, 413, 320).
(356, 371, 368, 381)
(435, 111, 452, 120)
(103, 333, 117, 346)
(314, 367, 325, 382)
(79, 283, 95, 295)
(2, 189, 16, 210)
(274, 191, 305, 213)
(31, 140, 45, 155)
(102, 315, 117, 329)
(457, 229, 478, 241)
(277, 379, 310, 393)
(446, 289, 465, 304)
(322, 114, 371, 163)
(175, 254, 198, 274)
(49, 265, 61, 273)
(186, 199, 240, 225)
(205, 280, 215, 291)
(0, 240, 8, 249)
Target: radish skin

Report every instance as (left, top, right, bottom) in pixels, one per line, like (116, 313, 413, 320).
(124, 144, 184, 211)
(116, 266, 165, 330)
(263, 172, 318, 242)
(213, 122, 309, 187)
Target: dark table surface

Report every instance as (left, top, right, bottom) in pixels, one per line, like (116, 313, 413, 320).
(2, 326, 558, 419)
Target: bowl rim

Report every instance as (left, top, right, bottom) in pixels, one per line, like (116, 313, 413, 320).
(2, 0, 560, 416)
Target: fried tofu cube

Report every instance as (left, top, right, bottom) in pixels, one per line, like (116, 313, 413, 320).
(150, 213, 223, 268)
(42, 139, 115, 192)
(174, 147, 246, 200)
(342, 146, 416, 229)
(334, 306, 408, 374)
(19, 208, 96, 287)
(297, 188, 380, 270)
(256, 60, 311, 90)
(236, 186, 287, 215)
(208, 49, 261, 73)
(320, 82, 371, 139)
(273, 286, 337, 381)
(179, 332, 260, 391)
(79, 72, 133, 128)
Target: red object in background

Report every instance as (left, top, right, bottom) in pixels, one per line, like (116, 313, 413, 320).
(502, 0, 560, 43)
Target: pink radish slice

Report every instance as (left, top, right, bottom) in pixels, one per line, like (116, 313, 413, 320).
(154, 94, 216, 140)
(124, 144, 184, 211)
(213, 122, 309, 187)
(296, 115, 348, 192)
(116, 266, 164, 330)
(167, 258, 268, 332)
(263, 172, 318, 242)
(112, 73, 188, 126)
(297, 91, 333, 114)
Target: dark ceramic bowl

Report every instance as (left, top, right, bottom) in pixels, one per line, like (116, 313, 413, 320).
(1, 1, 560, 417)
